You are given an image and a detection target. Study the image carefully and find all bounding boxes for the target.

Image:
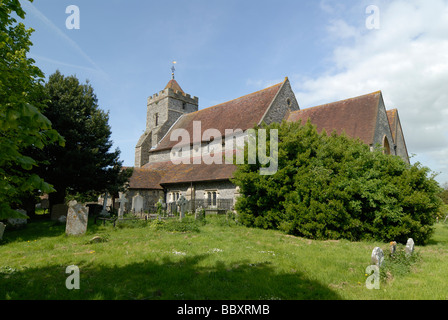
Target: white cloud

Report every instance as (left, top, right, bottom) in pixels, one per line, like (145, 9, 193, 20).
(295, 0, 448, 183)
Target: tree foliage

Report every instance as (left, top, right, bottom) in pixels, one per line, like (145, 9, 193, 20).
(33, 71, 130, 208)
(0, 0, 64, 219)
(232, 121, 442, 245)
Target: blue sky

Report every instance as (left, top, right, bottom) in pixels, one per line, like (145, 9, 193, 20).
(20, 0, 448, 185)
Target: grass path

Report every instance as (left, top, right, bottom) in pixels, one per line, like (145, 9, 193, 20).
(1, 216, 447, 300)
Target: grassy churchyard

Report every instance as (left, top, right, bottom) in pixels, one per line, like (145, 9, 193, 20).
(1, 214, 448, 300)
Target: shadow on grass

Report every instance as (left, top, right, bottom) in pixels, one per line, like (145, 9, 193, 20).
(1, 217, 117, 244)
(1, 253, 341, 300)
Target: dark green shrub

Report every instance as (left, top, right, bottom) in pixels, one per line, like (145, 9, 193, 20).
(232, 121, 442, 244)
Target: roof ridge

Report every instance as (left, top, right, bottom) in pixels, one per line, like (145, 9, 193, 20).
(302, 90, 382, 111)
(188, 80, 285, 116)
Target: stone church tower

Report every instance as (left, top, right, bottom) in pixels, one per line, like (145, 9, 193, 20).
(135, 78, 198, 167)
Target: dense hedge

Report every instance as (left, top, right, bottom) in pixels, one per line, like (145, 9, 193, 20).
(232, 121, 442, 244)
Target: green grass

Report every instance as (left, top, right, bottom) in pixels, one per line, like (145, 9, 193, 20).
(1, 215, 448, 300)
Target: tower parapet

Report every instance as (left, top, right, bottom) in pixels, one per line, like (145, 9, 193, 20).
(148, 88, 199, 105)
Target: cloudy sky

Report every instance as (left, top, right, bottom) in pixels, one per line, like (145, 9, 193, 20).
(21, 0, 448, 185)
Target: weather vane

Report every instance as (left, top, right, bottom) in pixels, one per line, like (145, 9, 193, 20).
(171, 61, 177, 80)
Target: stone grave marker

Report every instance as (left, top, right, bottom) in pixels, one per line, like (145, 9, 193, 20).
(0, 222, 5, 240)
(371, 247, 384, 267)
(7, 209, 28, 228)
(51, 204, 68, 221)
(177, 195, 188, 220)
(195, 206, 205, 221)
(99, 193, 110, 217)
(65, 200, 89, 236)
(390, 241, 397, 255)
(132, 193, 144, 214)
(117, 193, 128, 219)
(156, 198, 166, 219)
(405, 238, 415, 256)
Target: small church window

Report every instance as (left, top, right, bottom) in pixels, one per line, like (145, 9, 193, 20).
(287, 98, 292, 107)
(182, 102, 187, 110)
(155, 113, 159, 126)
(206, 191, 217, 207)
(171, 191, 180, 202)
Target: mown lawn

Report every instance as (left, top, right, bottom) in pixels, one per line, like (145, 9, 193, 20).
(1, 215, 447, 300)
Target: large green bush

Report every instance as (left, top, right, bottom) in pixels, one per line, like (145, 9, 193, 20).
(232, 121, 442, 244)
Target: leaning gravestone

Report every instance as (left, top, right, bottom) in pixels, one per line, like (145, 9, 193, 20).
(51, 204, 68, 221)
(132, 193, 144, 214)
(405, 238, 415, 256)
(65, 200, 89, 236)
(0, 222, 5, 240)
(371, 247, 384, 267)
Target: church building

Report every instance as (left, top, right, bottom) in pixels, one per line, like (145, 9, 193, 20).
(124, 76, 409, 213)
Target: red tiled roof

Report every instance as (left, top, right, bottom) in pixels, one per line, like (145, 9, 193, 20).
(129, 160, 237, 189)
(152, 81, 284, 152)
(128, 166, 165, 190)
(164, 79, 184, 93)
(287, 91, 381, 145)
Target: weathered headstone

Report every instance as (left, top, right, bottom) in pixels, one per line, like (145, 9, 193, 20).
(132, 193, 144, 214)
(51, 204, 68, 221)
(177, 195, 188, 220)
(405, 238, 415, 256)
(7, 209, 28, 228)
(0, 222, 5, 240)
(99, 193, 110, 217)
(371, 247, 384, 267)
(390, 241, 397, 255)
(65, 200, 89, 236)
(195, 206, 205, 220)
(41, 198, 50, 213)
(117, 193, 128, 219)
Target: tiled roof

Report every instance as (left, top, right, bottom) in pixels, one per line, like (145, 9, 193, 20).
(128, 166, 165, 190)
(287, 91, 381, 145)
(129, 160, 237, 189)
(164, 79, 184, 93)
(152, 81, 284, 152)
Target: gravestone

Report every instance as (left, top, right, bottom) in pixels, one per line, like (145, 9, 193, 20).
(195, 206, 205, 220)
(117, 193, 128, 219)
(132, 193, 144, 214)
(371, 247, 384, 267)
(7, 209, 28, 228)
(41, 198, 50, 213)
(155, 198, 166, 219)
(0, 222, 5, 240)
(99, 193, 110, 217)
(65, 200, 89, 236)
(405, 238, 415, 256)
(177, 195, 188, 220)
(390, 241, 397, 255)
(51, 204, 68, 221)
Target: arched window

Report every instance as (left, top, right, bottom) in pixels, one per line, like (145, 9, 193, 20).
(383, 136, 391, 155)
